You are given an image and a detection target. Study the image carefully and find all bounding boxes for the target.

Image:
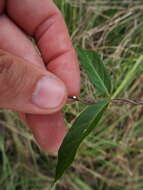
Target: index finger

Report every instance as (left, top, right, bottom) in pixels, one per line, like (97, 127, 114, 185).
(7, 0, 80, 96)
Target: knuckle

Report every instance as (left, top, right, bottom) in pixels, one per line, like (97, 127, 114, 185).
(0, 56, 13, 74)
(0, 54, 27, 99)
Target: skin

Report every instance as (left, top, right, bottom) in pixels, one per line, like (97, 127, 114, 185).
(0, 0, 80, 152)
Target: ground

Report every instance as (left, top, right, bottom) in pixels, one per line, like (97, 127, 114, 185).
(0, 0, 143, 189)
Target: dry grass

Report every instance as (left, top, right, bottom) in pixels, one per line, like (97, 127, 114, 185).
(0, 0, 143, 189)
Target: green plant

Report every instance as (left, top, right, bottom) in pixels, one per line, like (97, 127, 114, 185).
(1, 1, 143, 189)
(53, 48, 143, 185)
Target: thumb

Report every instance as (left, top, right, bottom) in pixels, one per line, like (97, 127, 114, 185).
(0, 50, 67, 113)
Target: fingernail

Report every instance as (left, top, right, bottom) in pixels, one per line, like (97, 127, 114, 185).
(32, 76, 66, 109)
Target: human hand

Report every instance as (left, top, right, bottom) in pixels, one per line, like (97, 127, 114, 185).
(0, 0, 80, 152)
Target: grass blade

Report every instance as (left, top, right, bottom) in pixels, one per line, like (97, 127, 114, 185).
(111, 55, 143, 99)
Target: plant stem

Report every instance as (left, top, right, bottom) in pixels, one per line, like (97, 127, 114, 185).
(68, 97, 143, 105)
(68, 55, 143, 106)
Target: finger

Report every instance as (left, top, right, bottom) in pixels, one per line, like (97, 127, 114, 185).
(0, 16, 66, 152)
(26, 112, 66, 153)
(0, 0, 5, 14)
(18, 112, 27, 123)
(7, 0, 80, 96)
(0, 15, 45, 68)
(0, 50, 67, 113)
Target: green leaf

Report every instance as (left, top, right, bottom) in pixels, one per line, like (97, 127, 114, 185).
(77, 48, 111, 96)
(55, 100, 108, 182)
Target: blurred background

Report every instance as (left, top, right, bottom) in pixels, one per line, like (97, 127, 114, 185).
(1, 0, 143, 189)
